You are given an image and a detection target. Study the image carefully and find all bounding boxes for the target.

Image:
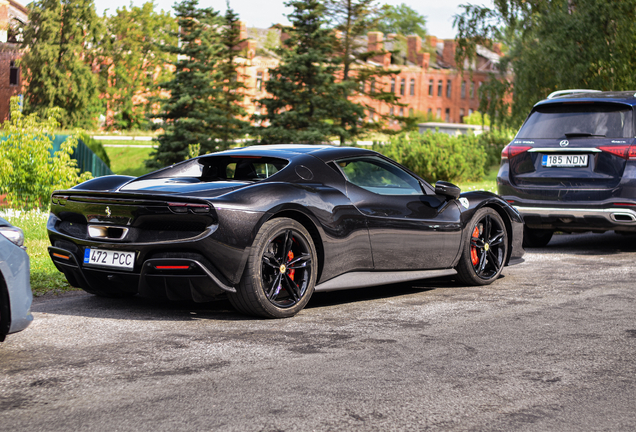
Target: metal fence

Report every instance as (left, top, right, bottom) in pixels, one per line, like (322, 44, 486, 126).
(50, 135, 113, 177)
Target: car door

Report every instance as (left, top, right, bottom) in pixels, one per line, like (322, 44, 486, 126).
(335, 156, 462, 270)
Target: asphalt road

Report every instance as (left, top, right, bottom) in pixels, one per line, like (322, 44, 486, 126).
(1, 232, 635, 431)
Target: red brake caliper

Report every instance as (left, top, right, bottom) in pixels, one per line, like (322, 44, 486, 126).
(470, 226, 480, 266)
(287, 250, 295, 281)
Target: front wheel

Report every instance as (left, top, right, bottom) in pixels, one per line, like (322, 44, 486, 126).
(455, 208, 508, 286)
(228, 218, 317, 318)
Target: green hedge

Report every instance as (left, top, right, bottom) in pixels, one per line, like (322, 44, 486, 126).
(76, 132, 111, 168)
(372, 129, 514, 184)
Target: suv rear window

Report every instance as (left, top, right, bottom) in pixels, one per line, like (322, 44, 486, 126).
(517, 103, 634, 139)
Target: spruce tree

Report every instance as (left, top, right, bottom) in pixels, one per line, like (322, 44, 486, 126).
(22, 0, 101, 128)
(255, 0, 364, 144)
(148, 0, 248, 168)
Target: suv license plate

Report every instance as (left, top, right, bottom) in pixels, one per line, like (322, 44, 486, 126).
(84, 248, 135, 269)
(542, 154, 588, 167)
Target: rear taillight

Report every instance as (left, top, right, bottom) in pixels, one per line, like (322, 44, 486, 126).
(501, 145, 532, 160)
(168, 202, 211, 214)
(599, 145, 636, 160)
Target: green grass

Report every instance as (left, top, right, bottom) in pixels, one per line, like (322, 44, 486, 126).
(105, 146, 154, 177)
(455, 166, 499, 193)
(1, 210, 77, 296)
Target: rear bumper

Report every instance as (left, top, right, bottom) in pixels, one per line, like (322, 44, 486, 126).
(514, 205, 636, 232)
(48, 246, 236, 302)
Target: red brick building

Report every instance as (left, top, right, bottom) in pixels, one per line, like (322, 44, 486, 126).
(238, 23, 502, 128)
(0, 0, 27, 121)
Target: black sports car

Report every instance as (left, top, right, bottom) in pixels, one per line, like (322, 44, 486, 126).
(48, 145, 524, 318)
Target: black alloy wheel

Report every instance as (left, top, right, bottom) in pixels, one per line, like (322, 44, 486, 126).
(456, 207, 508, 285)
(229, 218, 317, 318)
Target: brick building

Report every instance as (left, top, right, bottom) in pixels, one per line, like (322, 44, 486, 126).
(0, 0, 27, 121)
(238, 23, 502, 128)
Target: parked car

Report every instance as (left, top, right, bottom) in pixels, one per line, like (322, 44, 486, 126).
(0, 217, 33, 341)
(48, 145, 524, 318)
(498, 90, 636, 246)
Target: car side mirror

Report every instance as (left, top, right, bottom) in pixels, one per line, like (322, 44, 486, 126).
(435, 181, 461, 199)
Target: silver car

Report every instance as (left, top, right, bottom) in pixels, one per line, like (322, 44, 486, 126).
(0, 217, 33, 341)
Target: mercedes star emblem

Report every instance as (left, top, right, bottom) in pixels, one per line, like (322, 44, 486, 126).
(559, 140, 569, 147)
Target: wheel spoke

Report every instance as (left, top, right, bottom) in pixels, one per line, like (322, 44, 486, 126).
(262, 252, 280, 269)
(283, 274, 300, 302)
(483, 217, 491, 242)
(266, 273, 283, 299)
(287, 253, 312, 270)
(489, 232, 504, 246)
(281, 230, 293, 262)
(471, 237, 485, 248)
(488, 250, 502, 271)
(477, 249, 488, 274)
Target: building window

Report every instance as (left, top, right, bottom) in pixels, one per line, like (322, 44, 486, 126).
(391, 78, 396, 94)
(446, 80, 452, 98)
(9, 61, 19, 86)
(256, 72, 263, 91)
(461, 81, 466, 99)
(409, 108, 414, 117)
(437, 80, 443, 97)
(389, 106, 394, 116)
(410, 79, 415, 96)
(399, 107, 404, 117)
(400, 78, 405, 96)
(370, 79, 376, 94)
(428, 79, 433, 96)
(470, 82, 475, 99)
(460, 108, 465, 123)
(428, 108, 432, 115)
(436, 108, 441, 118)
(445, 108, 450, 122)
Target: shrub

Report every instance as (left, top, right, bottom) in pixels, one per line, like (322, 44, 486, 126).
(372, 130, 488, 184)
(0, 98, 92, 210)
(475, 128, 515, 168)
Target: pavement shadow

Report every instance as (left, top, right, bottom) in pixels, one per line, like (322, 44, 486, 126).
(525, 231, 636, 256)
(31, 276, 459, 322)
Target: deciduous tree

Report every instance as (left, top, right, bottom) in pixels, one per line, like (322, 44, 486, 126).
(22, 0, 102, 128)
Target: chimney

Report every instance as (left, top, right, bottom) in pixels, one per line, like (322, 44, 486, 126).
(367, 32, 391, 67)
(442, 39, 456, 68)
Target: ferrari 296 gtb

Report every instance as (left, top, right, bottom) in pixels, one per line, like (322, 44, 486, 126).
(47, 145, 524, 318)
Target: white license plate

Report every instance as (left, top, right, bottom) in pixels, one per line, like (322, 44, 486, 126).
(83, 248, 135, 269)
(542, 154, 588, 167)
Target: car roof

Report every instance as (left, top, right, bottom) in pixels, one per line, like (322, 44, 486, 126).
(535, 91, 636, 108)
(209, 144, 378, 161)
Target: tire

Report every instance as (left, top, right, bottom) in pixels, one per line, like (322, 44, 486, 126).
(455, 207, 508, 286)
(228, 218, 318, 318)
(523, 226, 553, 248)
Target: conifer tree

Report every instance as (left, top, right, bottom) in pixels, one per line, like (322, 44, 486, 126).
(255, 0, 364, 144)
(148, 0, 248, 168)
(22, 0, 101, 128)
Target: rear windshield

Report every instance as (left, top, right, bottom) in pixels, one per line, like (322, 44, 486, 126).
(142, 156, 289, 182)
(517, 103, 634, 139)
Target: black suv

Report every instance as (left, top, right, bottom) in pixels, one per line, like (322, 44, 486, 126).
(497, 90, 636, 246)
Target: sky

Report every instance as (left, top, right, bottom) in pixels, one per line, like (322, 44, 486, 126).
(93, 0, 493, 40)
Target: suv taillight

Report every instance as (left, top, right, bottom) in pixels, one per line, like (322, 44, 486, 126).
(599, 145, 636, 160)
(501, 144, 532, 160)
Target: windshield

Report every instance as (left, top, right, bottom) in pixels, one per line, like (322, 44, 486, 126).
(517, 103, 634, 139)
(141, 156, 289, 182)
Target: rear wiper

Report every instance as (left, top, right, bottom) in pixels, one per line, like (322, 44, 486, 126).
(564, 132, 606, 138)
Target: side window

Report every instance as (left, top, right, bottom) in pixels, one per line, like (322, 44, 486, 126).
(336, 157, 423, 196)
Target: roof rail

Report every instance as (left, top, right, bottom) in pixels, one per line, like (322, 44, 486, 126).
(547, 89, 601, 99)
